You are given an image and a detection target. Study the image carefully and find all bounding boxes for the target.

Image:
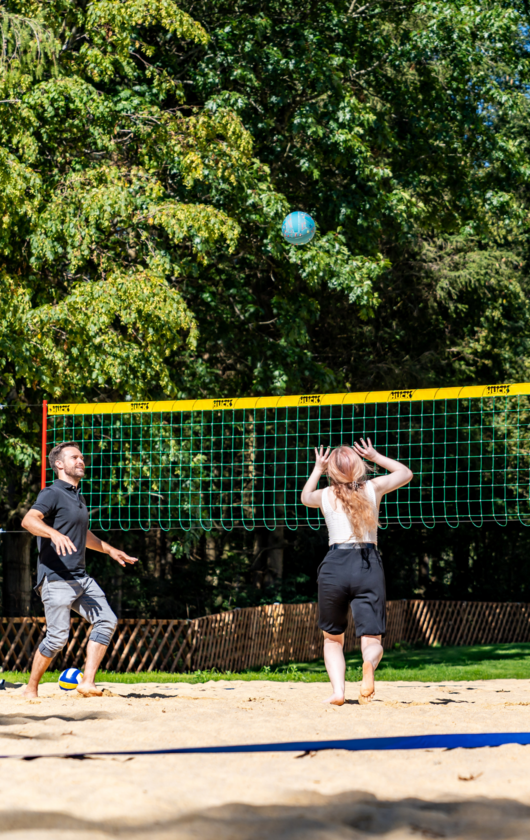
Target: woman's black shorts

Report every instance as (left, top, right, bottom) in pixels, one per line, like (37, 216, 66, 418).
(317, 544, 386, 637)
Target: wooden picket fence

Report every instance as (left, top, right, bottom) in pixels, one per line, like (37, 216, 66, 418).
(1, 600, 530, 674)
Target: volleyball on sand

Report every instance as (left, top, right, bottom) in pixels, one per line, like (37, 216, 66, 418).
(281, 211, 316, 245)
(58, 668, 83, 690)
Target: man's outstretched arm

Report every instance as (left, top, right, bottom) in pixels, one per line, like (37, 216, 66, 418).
(86, 531, 138, 567)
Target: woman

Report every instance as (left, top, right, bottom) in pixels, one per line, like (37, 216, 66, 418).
(301, 437, 413, 705)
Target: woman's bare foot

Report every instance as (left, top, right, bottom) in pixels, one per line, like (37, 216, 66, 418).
(358, 662, 375, 704)
(76, 682, 103, 697)
(322, 691, 345, 706)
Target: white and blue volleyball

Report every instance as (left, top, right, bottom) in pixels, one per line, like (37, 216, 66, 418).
(58, 668, 83, 690)
(281, 211, 316, 245)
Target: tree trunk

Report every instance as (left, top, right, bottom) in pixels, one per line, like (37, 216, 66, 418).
(251, 526, 285, 589)
(141, 528, 175, 615)
(205, 534, 216, 566)
(145, 528, 163, 579)
(108, 566, 123, 618)
(418, 551, 430, 597)
(264, 525, 284, 587)
(251, 528, 266, 588)
(2, 531, 32, 616)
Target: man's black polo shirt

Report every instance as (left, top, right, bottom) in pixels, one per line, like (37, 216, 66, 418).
(31, 479, 89, 585)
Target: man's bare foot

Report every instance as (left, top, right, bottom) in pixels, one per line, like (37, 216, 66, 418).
(22, 686, 38, 700)
(76, 682, 103, 697)
(359, 662, 375, 705)
(322, 691, 345, 706)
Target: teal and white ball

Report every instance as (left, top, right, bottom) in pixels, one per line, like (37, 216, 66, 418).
(281, 211, 316, 245)
(58, 668, 83, 690)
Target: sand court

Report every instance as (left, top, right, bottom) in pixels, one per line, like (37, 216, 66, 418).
(2, 678, 530, 838)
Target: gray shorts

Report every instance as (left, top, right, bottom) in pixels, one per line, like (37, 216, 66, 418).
(39, 575, 117, 659)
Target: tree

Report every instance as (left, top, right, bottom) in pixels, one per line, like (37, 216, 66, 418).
(0, 0, 387, 610)
(0, 0, 255, 608)
(174, 0, 530, 385)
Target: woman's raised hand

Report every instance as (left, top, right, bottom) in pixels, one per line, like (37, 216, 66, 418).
(353, 437, 378, 462)
(314, 445, 331, 471)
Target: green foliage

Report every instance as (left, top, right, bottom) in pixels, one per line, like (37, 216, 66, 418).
(0, 0, 258, 483)
(169, 0, 530, 401)
(0, 8, 56, 81)
(80, 0, 209, 85)
(0, 0, 389, 476)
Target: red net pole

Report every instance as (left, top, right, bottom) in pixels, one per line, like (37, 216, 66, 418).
(41, 400, 48, 490)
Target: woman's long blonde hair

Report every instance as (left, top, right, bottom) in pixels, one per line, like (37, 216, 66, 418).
(327, 446, 378, 540)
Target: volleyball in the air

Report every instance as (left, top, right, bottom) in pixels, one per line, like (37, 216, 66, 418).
(58, 668, 83, 690)
(281, 211, 316, 245)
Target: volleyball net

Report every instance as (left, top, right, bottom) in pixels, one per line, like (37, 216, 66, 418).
(43, 382, 530, 532)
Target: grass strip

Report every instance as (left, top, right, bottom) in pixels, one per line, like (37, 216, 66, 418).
(3, 642, 530, 685)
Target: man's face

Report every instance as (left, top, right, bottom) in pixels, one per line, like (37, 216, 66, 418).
(56, 447, 85, 480)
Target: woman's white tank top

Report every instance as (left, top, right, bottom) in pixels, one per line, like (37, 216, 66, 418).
(322, 482, 378, 546)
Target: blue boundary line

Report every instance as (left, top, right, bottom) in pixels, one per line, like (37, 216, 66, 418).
(3, 732, 530, 760)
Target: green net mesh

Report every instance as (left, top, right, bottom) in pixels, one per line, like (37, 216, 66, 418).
(45, 390, 530, 532)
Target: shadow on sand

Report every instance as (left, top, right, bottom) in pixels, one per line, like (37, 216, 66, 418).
(0, 711, 116, 726)
(1, 790, 530, 838)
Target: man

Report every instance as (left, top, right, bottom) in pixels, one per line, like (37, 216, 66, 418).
(21, 441, 138, 698)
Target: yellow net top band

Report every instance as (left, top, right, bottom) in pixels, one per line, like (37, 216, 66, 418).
(46, 382, 530, 416)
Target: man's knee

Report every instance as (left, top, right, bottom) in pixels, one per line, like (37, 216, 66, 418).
(89, 609, 118, 647)
(39, 627, 70, 659)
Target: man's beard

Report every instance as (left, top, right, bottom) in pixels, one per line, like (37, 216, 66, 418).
(64, 465, 84, 480)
